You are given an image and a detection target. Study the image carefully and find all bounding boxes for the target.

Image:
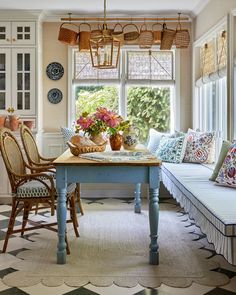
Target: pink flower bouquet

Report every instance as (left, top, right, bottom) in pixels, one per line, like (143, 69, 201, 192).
(76, 107, 129, 136)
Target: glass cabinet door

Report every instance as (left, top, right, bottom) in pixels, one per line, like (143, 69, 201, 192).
(0, 22, 11, 45)
(12, 48, 35, 115)
(0, 49, 11, 113)
(11, 22, 35, 45)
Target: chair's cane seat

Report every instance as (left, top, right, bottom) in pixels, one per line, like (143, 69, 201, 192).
(16, 180, 53, 198)
(17, 180, 76, 198)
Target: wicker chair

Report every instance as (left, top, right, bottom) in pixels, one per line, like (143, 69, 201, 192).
(20, 124, 84, 215)
(0, 128, 79, 253)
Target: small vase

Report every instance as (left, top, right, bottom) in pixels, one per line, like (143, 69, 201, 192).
(23, 120, 34, 130)
(0, 116, 6, 128)
(8, 115, 20, 131)
(122, 125, 139, 150)
(109, 133, 123, 151)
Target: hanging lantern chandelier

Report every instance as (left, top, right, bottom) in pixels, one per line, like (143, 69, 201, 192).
(89, 0, 120, 69)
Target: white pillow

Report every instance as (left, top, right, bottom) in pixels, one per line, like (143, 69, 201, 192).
(146, 128, 166, 154)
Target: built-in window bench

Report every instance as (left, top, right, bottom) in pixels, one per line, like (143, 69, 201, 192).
(161, 162, 236, 266)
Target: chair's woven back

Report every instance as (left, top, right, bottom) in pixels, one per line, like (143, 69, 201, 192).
(20, 125, 40, 164)
(0, 128, 26, 191)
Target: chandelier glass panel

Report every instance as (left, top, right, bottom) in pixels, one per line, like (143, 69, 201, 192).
(89, 0, 120, 69)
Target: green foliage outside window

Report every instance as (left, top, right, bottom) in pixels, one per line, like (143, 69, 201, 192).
(75, 86, 170, 143)
(75, 86, 119, 119)
(127, 87, 170, 142)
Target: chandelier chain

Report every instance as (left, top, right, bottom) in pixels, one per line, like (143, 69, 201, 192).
(104, 0, 107, 27)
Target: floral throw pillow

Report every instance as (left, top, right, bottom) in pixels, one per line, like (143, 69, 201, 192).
(156, 135, 187, 163)
(215, 142, 236, 188)
(183, 129, 215, 164)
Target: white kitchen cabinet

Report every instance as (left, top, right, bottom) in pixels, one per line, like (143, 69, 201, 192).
(0, 47, 36, 115)
(0, 21, 35, 46)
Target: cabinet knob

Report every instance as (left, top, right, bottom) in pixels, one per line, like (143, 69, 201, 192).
(12, 38, 16, 42)
(6, 38, 10, 42)
(7, 107, 15, 114)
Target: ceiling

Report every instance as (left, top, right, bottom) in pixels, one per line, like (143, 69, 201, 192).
(0, 0, 209, 17)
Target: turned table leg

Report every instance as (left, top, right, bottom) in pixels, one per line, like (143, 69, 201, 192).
(134, 183, 141, 213)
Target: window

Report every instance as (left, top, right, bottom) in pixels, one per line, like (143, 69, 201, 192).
(127, 86, 171, 142)
(196, 78, 227, 157)
(195, 29, 228, 158)
(73, 49, 174, 142)
(75, 86, 119, 118)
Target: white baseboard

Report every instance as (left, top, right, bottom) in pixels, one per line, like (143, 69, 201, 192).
(0, 195, 12, 205)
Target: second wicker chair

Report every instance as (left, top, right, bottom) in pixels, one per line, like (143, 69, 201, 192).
(20, 124, 84, 215)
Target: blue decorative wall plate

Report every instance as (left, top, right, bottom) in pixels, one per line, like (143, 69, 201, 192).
(46, 62, 64, 80)
(47, 88, 63, 104)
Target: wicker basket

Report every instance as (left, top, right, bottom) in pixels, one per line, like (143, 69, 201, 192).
(152, 23, 162, 44)
(139, 24, 153, 49)
(112, 23, 124, 46)
(67, 141, 106, 156)
(160, 23, 176, 50)
(123, 24, 139, 44)
(174, 24, 190, 49)
(79, 23, 91, 52)
(91, 26, 102, 41)
(90, 26, 102, 48)
(58, 23, 79, 46)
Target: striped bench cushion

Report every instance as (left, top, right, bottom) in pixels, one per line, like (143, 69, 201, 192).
(162, 163, 236, 237)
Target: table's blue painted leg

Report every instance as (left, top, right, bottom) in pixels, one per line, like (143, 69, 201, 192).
(56, 167, 68, 264)
(134, 183, 141, 213)
(57, 187, 67, 264)
(149, 167, 160, 265)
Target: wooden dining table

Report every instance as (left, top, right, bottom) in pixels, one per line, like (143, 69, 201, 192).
(54, 149, 162, 265)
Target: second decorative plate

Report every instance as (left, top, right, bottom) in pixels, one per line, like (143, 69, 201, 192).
(46, 62, 64, 80)
(47, 88, 63, 104)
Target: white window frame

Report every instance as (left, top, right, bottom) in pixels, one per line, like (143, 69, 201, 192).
(195, 77, 227, 158)
(68, 46, 176, 133)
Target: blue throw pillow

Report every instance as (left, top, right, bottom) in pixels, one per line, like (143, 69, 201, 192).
(156, 135, 187, 163)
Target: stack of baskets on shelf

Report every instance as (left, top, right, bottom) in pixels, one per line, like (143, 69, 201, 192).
(58, 18, 190, 50)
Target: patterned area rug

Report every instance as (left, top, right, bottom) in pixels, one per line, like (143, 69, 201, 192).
(2, 198, 232, 288)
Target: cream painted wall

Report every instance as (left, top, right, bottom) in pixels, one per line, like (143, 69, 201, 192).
(43, 22, 68, 132)
(194, 0, 236, 41)
(42, 22, 192, 132)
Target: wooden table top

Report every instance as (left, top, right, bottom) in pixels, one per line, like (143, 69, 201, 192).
(54, 149, 162, 167)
